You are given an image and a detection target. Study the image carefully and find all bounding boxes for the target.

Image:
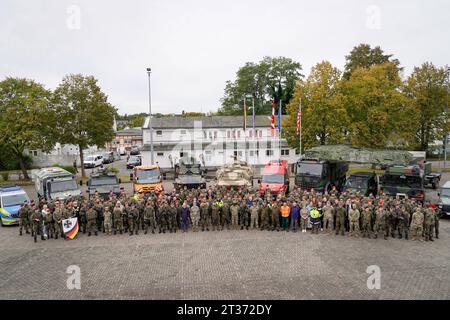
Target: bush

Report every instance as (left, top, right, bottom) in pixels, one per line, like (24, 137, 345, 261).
(51, 164, 77, 175)
(0, 171, 9, 181)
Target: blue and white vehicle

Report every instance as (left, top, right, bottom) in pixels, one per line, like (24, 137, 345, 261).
(0, 185, 30, 226)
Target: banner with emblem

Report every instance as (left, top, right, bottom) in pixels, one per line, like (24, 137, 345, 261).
(62, 217, 79, 240)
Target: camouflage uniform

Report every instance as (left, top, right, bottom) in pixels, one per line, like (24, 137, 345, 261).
(397, 209, 409, 240)
(18, 205, 30, 235)
(424, 208, 435, 242)
(30, 210, 41, 243)
(86, 207, 98, 236)
(348, 207, 360, 237)
(143, 203, 156, 234)
(190, 203, 200, 232)
(250, 205, 259, 229)
(53, 207, 64, 239)
(103, 207, 113, 235)
(127, 206, 139, 235)
(334, 206, 346, 236)
(322, 205, 334, 233)
(113, 203, 124, 234)
(411, 209, 424, 241)
(374, 208, 387, 239)
(271, 203, 280, 231)
(230, 203, 240, 230)
(211, 202, 220, 231)
(200, 201, 210, 231)
(361, 207, 372, 238)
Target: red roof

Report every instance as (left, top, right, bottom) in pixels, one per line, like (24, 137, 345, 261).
(263, 162, 287, 175)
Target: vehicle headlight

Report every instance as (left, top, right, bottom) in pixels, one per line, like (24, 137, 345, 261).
(439, 205, 443, 209)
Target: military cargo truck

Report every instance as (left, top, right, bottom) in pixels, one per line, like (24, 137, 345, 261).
(87, 168, 121, 199)
(35, 167, 81, 201)
(295, 158, 349, 192)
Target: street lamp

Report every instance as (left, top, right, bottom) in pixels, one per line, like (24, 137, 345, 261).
(147, 67, 154, 165)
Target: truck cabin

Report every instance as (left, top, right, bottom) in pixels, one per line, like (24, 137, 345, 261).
(380, 165, 424, 201)
(343, 172, 378, 196)
(134, 166, 162, 184)
(88, 172, 121, 199)
(295, 158, 348, 192)
(259, 160, 289, 194)
(175, 163, 203, 178)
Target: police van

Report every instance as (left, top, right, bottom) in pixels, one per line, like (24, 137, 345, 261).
(0, 185, 30, 226)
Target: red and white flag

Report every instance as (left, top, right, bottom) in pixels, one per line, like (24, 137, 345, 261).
(296, 98, 302, 136)
(271, 100, 276, 136)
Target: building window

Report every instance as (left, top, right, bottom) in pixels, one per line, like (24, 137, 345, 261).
(203, 131, 207, 138)
(249, 131, 253, 138)
(156, 130, 162, 136)
(259, 130, 262, 138)
(281, 149, 290, 156)
(266, 150, 274, 156)
(237, 131, 240, 138)
(227, 131, 230, 139)
(180, 130, 186, 135)
(157, 152, 164, 157)
(29, 150, 38, 157)
(250, 150, 254, 157)
(214, 131, 217, 140)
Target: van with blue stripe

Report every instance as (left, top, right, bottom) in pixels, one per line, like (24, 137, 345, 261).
(0, 185, 30, 226)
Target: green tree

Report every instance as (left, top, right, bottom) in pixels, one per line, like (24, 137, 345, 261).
(0, 78, 55, 179)
(219, 56, 302, 115)
(342, 62, 409, 149)
(284, 61, 348, 153)
(404, 62, 450, 151)
(53, 74, 116, 177)
(343, 44, 401, 80)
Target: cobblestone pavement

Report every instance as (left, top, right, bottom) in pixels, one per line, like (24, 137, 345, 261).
(0, 220, 449, 300)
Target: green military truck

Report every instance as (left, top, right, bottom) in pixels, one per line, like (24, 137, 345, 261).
(35, 167, 81, 201)
(87, 168, 122, 200)
(343, 171, 379, 196)
(295, 158, 349, 192)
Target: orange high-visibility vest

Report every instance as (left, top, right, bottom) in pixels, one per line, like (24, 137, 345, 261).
(280, 206, 291, 217)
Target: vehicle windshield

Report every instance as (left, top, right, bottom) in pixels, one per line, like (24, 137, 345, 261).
(262, 174, 284, 184)
(440, 188, 450, 198)
(129, 156, 140, 162)
(90, 176, 118, 186)
(179, 166, 200, 175)
(85, 156, 95, 161)
(344, 177, 368, 190)
(297, 163, 323, 176)
(2, 194, 28, 207)
(136, 169, 160, 184)
(49, 180, 78, 193)
(382, 175, 422, 188)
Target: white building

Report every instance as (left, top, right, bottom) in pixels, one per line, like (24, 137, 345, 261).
(141, 115, 298, 169)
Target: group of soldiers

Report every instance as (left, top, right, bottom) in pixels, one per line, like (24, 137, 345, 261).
(18, 184, 441, 243)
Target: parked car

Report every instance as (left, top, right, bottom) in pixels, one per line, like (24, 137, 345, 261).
(84, 155, 104, 168)
(119, 147, 127, 156)
(101, 151, 114, 164)
(127, 155, 142, 169)
(130, 146, 140, 155)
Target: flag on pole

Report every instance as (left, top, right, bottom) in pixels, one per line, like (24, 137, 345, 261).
(243, 100, 247, 131)
(296, 98, 302, 135)
(271, 100, 276, 136)
(62, 217, 79, 240)
(277, 100, 282, 133)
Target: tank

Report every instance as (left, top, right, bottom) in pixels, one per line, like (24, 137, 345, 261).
(216, 160, 254, 188)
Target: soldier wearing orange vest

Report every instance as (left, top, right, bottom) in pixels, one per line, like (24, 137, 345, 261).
(280, 203, 291, 231)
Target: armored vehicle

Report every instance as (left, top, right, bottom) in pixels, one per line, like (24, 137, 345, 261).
(216, 160, 254, 188)
(174, 156, 206, 189)
(87, 168, 122, 199)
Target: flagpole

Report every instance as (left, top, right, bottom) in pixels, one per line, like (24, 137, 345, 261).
(279, 100, 282, 160)
(299, 97, 302, 156)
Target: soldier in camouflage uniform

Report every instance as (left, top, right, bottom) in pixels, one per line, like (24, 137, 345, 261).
(18, 202, 30, 236)
(361, 206, 372, 238)
(53, 204, 64, 239)
(271, 203, 280, 232)
(373, 207, 387, 239)
(103, 206, 113, 236)
(424, 206, 435, 242)
(30, 208, 41, 243)
(190, 199, 200, 232)
(211, 201, 221, 231)
(322, 201, 334, 234)
(250, 203, 259, 230)
(43, 207, 55, 239)
(410, 207, 424, 241)
(230, 201, 240, 230)
(143, 201, 156, 234)
(79, 202, 88, 234)
(397, 206, 409, 240)
(113, 202, 124, 235)
(200, 199, 210, 231)
(348, 204, 360, 237)
(169, 202, 178, 233)
(86, 205, 98, 236)
(221, 198, 231, 230)
(127, 204, 139, 236)
(239, 202, 250, 230)
(334, 202, 346, 236)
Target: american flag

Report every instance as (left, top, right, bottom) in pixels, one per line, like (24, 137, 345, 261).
(296, 98, 302, 136)
(271, 100, 276, 136)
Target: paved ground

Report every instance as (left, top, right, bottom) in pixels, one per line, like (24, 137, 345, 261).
(0, 218, 449, 300)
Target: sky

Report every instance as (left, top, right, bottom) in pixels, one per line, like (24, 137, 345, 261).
(1, 0, 449, 115)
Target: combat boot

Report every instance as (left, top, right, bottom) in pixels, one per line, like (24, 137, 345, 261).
(19, 230, 22, 236)
(136, 231, 139, 235)
(26, 230, 30, 234)
(34, 236, 37, 243)
(374, 234, 378, 239)
(88, 232, 91, 236)
(144, 230, 147, 234)
(384, 235, 387, 240)
(152, 230, 155, 234)
(94, 231, 98, 236)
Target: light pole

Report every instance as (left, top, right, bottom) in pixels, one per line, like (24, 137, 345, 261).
(444, 66, 449, 171)
(147, 67, 154, 165)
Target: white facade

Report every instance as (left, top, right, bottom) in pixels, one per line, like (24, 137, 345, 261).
(141, 116, 297, 169)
